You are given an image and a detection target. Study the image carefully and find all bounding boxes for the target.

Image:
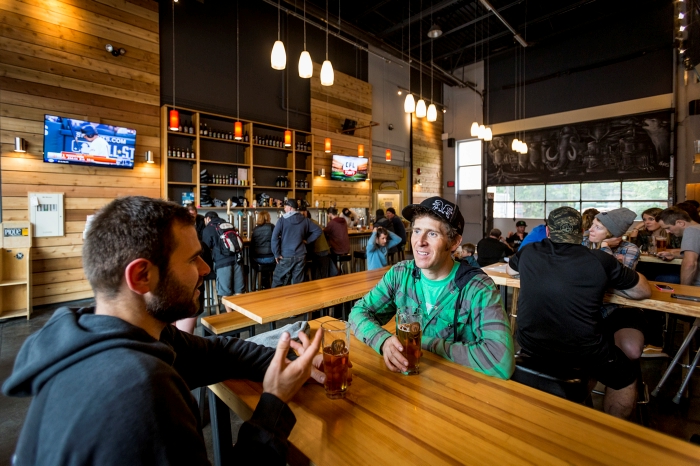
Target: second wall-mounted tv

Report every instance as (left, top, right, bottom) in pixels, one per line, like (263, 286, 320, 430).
(331, 154, 368, 182)
(43, 115, 136, 169)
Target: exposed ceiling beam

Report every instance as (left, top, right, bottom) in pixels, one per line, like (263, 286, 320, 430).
(278, 0, 475, 89)
(353, 0, 393, 21)
(378, 0, 463, 38)
(409, 0, 524, 52)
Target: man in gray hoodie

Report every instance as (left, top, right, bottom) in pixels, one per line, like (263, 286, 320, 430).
(271, 199, 322, 287)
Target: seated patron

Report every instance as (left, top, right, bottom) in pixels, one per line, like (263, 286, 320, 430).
(350, 196, 514, 380)
(587, 208, 640, 269)
(251, 210, 276, 265)
(631, 207, 681, 252)
(2, 196, 324, 465)
(657, 206, 700, 286)
(507, 207, 651, 419)
(458, 242, 479, 267)
(506, 221, 528, 253)
(324, 207, 350, 256)
(366, 227, 402, 270)
(476, 229, 513, 266)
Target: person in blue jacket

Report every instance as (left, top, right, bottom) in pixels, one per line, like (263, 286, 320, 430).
(366, 227, 402, 270)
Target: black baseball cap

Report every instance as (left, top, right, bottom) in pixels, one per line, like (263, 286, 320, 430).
(402, 196, 465, 235)
(284, 198, 298, 208)
(516, 220, 527, 227)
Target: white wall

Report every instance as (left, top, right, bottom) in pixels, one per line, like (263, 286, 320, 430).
(368, 45, 411, 167)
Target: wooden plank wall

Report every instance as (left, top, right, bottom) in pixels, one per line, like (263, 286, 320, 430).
(411, 111, 444, 203)
(310, 62, 373, 209)
(0, 0, 160, 307)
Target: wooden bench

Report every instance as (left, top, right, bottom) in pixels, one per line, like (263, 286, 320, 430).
(201, 311, 258, 337)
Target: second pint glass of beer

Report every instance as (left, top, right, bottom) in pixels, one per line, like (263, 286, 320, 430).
(321, 320, 350, 399)
(396, 309, 423, 375)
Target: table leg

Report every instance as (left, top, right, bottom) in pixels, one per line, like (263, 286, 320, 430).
(500, 284, 508, 311)
(209, 387, 233, 466)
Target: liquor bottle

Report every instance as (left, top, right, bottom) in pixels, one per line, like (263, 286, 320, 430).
(178, 123, 182, 132)
(233, 172, 238, 185)
(204, 124, 209, 137)
(199, 123, 203, 135)
(228, 172, 233, 185)
(306, 141, 311, 151)
(275, 176, 280, 187)
(244, 132, 249, 142)
(167, 146, 172, 157)
(185, 148, 189, 158)
(188, 122, 194, 134)
(190, 149, 195, 159)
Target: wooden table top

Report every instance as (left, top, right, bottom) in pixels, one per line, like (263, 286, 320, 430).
(639, 254, 682, 265)
(482, 263, 700, 318)
(205, 267, 389, 331)
(210, 316, 700, 465)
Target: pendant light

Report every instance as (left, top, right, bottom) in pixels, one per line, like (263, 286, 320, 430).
(284, 19, 292, 149)
(470, 122, 480, 137)
(169, 0, 179, 131)
(483, 127, 493, 141)
(385, 149, 392, 161)
(404, 2, 415, 113)
(415, 1, 426, 118)
(427, 16, 437, 123)
(298, 0, 313, 78)
(324, 138, 332, 153)
(470, 2, 479, 137)
(234, 5, 243, 141)
(270, 0, 286, 70)
(511, 138, 520, 151)
(320, 0, 334, 86)
(358, 144, 364, 157)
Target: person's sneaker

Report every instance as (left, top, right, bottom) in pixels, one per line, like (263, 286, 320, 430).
(642, 345, 668, 358)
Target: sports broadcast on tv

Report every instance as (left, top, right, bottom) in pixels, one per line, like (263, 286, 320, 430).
(330, 154, 368, 182)
(43, 115, 137, 169)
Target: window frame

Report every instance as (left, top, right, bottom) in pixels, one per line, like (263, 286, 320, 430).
(456, 139, 483, 192)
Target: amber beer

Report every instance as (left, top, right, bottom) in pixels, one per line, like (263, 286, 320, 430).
(656, 237, 667, 252)
(397, 310, 423, 375)
(321, 320, 350, 399)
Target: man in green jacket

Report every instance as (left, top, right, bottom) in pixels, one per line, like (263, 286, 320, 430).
(349, 196, 514, 380)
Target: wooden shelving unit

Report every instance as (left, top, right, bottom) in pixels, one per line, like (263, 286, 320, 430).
(0, 222, 32, 320)
(161, 106, 314, 208)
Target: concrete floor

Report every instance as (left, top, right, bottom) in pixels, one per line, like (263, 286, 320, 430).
(1, 299, 700, 464)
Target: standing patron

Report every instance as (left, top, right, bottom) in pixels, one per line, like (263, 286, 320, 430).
(271, 199, 322, 287)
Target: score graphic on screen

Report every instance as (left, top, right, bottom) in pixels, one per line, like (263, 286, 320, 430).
(331, 155, 368, 182)
(43, 115, 136, 169)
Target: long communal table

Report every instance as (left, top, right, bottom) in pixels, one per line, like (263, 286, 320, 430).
(482, 263, 700, 318)
(208, 316, 700, 465)
(201, 267, 389, 335)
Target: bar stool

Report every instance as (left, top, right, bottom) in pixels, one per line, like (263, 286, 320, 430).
(652, 316, 700, 403)
(251, 261, 276, 291)
(353, 250, 367, 272)
(203, 278, 218, 315)
(334, 253, 352, 275)
(511, 352, 593, 404)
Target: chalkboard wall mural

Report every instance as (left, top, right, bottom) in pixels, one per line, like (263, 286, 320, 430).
(486, 110, 672, 185)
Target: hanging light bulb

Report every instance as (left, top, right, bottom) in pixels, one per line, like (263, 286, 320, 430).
(324, 138, 332, 153)
(271, 40, 286, 70)
(511, 138, 520, 151)
(404, 93, 415, 113)
(298, 51, 312, 78)
(321, 60, 334, 86)
(234, 121, 243, 140)
(477, 125, 485, 139)
(470, 122, 480, 137)
(520, 141, 528, 154)
(358, 144, 364, 157)
(385, 149, 392, 161)
(427, 103, 437, 122)
(284, 130, 292, 147)
(415, 99, 427, 118)
(169, 109, 179, 131)
(483, 127, 493, 141)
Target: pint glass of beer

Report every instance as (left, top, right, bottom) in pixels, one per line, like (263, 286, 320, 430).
(321, 320, 350, 399)
(656, 237, 667, 252)
(396, 309, 423, 375)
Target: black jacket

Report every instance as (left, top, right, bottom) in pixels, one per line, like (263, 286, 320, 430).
(2, 307, 296, 466)
(271, 212, 322, 258)
(251, 223, 275, 259)
(374, 215, 394, 232)
(194, 214, 206, 240)
(202, 216, 237, 269)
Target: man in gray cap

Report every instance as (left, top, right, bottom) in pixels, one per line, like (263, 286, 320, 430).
(271, 199, 322, 287)
(349, 196, 514, 379)
(507, 207, 651, 419)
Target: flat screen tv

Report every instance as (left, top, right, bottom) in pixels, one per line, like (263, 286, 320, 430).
(330, 154, 368, 182)
(43, 115, 136, 169)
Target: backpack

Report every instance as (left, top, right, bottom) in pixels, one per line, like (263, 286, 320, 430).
(214, 222, 243, 263)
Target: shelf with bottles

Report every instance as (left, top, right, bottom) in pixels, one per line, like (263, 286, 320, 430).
(167, 111, 197, 135)
(201, 171, 250, 187)
(166, 146, 197, 160)
(198, 115, 251, 143)
(167, 130, 196, 138)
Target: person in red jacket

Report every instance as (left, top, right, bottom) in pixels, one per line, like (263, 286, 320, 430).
(324, 207, 350, 257)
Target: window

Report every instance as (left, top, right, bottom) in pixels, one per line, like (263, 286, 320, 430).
(457, 140, 482, 190)
(491, 180, 669, 219)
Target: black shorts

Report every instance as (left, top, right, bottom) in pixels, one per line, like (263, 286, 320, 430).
(588, 306, 646, 390)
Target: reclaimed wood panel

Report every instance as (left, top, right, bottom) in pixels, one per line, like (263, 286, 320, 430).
(0, 0, 160, 308)
(412, 112, 443, 202)
(311, 62, 372, 209)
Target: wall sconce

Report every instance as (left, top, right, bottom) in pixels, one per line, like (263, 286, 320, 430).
(319, 168, 326, 177)
(14, 137, 26, 153)
(145, 151, 154, 164)
(105, 44, 126, 57)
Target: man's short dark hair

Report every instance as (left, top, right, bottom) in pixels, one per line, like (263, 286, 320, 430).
(327, 207, 338, 216)
(376, 226, 389, 237)
(204, 211, 219, 220)
(489, 229, 501, 238)
(376, 209, 385, 217)
(83, 196, 194, 297)
(386, 207, 396, 215)
(658, 206, 691, 225)
(687, 199, 700, 209)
